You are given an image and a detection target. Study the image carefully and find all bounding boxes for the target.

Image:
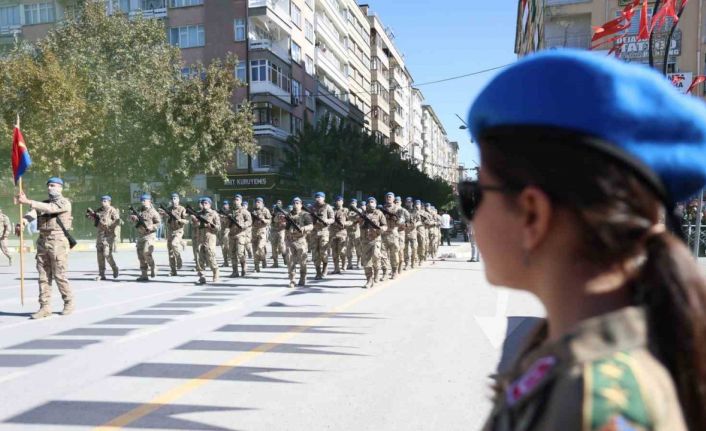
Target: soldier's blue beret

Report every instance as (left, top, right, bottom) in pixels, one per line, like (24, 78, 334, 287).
(367, 196, 377, 202)
(222, 200, 230, 205)
(242, 201, 249, 206)
(415, 200, 422, 204)
(350, 198, 358, 203)
(255, 197, 263, 203)
(335, 195, 343, 201)
(406, 197, 413, 202)
(140, 193, 151, 201)
(314, 192, 325, 198)
(46, 177, 63, 185)
(199, 196, 212, 204)
(424, 202, 431, 207)
(171, 192, 179, 198)
(234, 194, 242, 200)
(101, 195, 111, 201)
(292, 197, 302, 203)
(394, 196, 402, 201)
(385, 192, 394, 197)
(468, 49, 706, 203)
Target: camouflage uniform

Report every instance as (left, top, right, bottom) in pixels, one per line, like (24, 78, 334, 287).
(405, 209, 422, 268)
(483, 306, 687, 431)
(162, 204, 188, 275)
(25, 195, 73, 315)
(227, 205, 252, 277)
(217, 210, 230, 267)
(284, 208, 313, 288)
(309, 203, 334, 279)
(250, 206, 272, 272)
(270, 209, 287, 268)
(425, 208, 439, 260)
(379, 203, 406, 280)
(416, 209, 430, 263)
(345, 207, 361, 270)
(358, 205, 387, 288)
(93, 205, 120, 279)
(134, 206, 161, 280)
(0, 210, 12, 265)
(396, 206, 410, 272)
(329, 206, 350, 274)
(193, 208, 220, 283)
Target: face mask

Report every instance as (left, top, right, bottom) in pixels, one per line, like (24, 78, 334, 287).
(48, 190, 61, 199)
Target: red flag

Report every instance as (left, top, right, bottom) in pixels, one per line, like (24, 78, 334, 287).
(638, 0, 650, 40)
(11, 125, 31, 185)
(591, 0, 639, 48)
(651, 0, 679, 32)
(687, 76, 706, 94)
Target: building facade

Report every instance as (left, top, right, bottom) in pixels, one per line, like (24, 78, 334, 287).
(515, 0, 706, 100)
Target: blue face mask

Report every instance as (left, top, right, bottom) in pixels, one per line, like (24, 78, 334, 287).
(48, 190, 61, 200)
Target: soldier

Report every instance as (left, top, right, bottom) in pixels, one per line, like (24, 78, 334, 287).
(87, 195, 120, 280)
(357, 197, 387, 288)
(158, 193, 188, 276)
(16, 177, 74, 319)
(250, 197, 272, 272)
(130, 194, 161, 282)
(0, 207, 12, 266)
(307, 192, 334, 279)
(270, 200, 287, 268)
(426, 203, 440, 260)
(415, 200, 429, 264)
(345, 198, 361, 270)
(227, 194, 252, 277)
(282, 197, 313, 288)
(191, 197, 220, 284)
(242, 200, 254, 259)
(378, 192, 405, 280)
(395, 196, 410, 273)
(217, 200, 231, 268)
(329, 196, 351, 274)
(403, 197, 419, 270)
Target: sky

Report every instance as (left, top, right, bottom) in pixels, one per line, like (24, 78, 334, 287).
(361, 0, 518, 176)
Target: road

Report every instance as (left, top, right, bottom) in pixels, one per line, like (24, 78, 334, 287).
(0, 241, 544, 431)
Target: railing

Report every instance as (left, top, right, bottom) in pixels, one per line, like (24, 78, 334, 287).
(316, 48, 347, 87)
(129, 8, 167, 19)
(248, 39, 290, 62)
(0, 25, 20, 36)
(253, 124, 290, 140)
(544, 34, 591, 50)
(249, 0, 290, 21)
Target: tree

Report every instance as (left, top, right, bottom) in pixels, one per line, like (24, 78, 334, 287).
(282, 117, 454, 207)
(0, 2, 256, 193)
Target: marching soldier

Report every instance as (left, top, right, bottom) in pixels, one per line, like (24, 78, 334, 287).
(227, 194, 252, 277)
(308, 192, 334, 279)
(0, 207, 12, 266)
(242, 200, 254, 259)
(379, 192, 405, 280)
(218, 200, 231, 268)
(270, 200, 287, 268)
(130, 194, 161, 282)
(87, 195, 120, 280)
(191, 197, 220, 284)
(358, 196, 387, 289)
(345, 198, 361, 270)
(403, 197, 420, 269)
(251, 197, 272, 272)
(158, 193, 188, 276)
(425, 203, 439, 260)
(16, 177, 74, 319)
(329, 196, 350, 274)
(414, 200, 428, 264)
(394, 196, 409, 273)
(284, 197, 313, 288)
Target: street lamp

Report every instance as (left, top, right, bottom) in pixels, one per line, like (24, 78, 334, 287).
(456, 113, 468, 130)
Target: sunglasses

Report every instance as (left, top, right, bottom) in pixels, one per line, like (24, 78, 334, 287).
(457, 180, 518, 221)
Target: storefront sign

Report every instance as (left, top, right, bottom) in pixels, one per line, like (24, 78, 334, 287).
(617, 30, 681, 60)
(208, 174, 278, 191)
(668, 72, 693, 94)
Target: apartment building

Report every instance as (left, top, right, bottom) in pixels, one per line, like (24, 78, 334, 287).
(422, 105, 450, 181)
(515, 0, 706, 100)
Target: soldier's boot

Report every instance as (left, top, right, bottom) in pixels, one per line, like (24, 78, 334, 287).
(273, 256, 279, 269)
(240, 262, 246, 277)
(262, 257, 267, 268)
(197, 276, 207, 285)
(177, 256, 183, 270)
(288, 278, 296, 288)
(229, 270, 239, 278)
(212, 270, 219, 283)
(150, 267, 156, 278)
(8, 256, 12, 266)
(61, 301, 75, 316)
(298, 268, 307, 287)
(390, 269, 397, 280)
(380, 268, 387, 282)
(98, 274, 107, 281)
(364, 269, 374, 289)
(321, 261, 328, 278)
(283, 253, 289, 266)
(314, 264, 322, 280)
(31, 305, 52, 319)
(137, 271, 149, 282)
(222, 260, 229, 268)
(112, 266, 119, 279)
(346, 261, 353, 270)
(254, 260, 260, 273)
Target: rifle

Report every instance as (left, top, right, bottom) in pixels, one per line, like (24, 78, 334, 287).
(158, 204, 178, 224)
(85, 207, 100, 227)
(128, 206, 147, 230)
(377, 205, 399, 221)
(186, 204, 216, 229)
(251, 210, 265, 225)
(218, 208, 242, 230)
(303, 204, 327, 225)
(274, 205, 302, 233)
(349, 205, 381, 230)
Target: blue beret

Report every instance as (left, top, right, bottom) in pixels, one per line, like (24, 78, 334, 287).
(234, 194, 242, 200)
(199, 196, 212, 204)
(140, 193, 151, 201)
(415, 200, 421, 204)
(222, 200, 230, 205)
(314, 192, 325, 198)
(424, 202, 431, 207)
(101, 195, 111, 201)
(367, 196, 377, 202)
(171, 192, 179, 198)
(335, 195, 343, 201)
(255, 197, 263, 203)
(350, 198, 358, 203)
(406, 197, 413, 202)
(469, 49, 706, 203)
(242, 201, 249, 206)
(385, 192, 394, 197)
(292, 197, 302, 203)
(394, 196, 401, 201)
(47, 177, 63, 185)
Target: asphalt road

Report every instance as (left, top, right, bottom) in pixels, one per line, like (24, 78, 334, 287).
(0, 241, 544, 431)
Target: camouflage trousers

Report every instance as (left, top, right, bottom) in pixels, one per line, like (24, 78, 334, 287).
(196, 233, 218, 278)
(345, 234, 360, 267)
(229, 234, 249, 268)
(137, 233, 156, 277)
(36, 234, 72, 307)
(311, 230, 330, 275)
(286, 236, 308, 284)
(417, 228, 428, 262)
(167, 229, 184, 272)
(330, 231, 347, 271)
(270, 228, 286, 265)
(218, 228, 230, 265)
(360, 237, 382, 270)
(0, 237, 10, 261)
(96, 233, 118, 277)
(252, 227, 268, 268)
(380, 231, 400, 272)
(405, 231, 418, 266)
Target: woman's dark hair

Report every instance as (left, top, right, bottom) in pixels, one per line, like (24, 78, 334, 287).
(480, 131, 706, 430)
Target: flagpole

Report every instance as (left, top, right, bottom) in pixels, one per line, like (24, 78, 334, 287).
(16, 114, 24, 306)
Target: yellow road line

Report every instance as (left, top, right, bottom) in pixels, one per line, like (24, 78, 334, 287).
(94, 268, 416, 430)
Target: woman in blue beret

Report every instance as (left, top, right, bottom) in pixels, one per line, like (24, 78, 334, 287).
(463, 50, 706, 430)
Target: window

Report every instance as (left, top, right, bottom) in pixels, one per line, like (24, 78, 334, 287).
(291, 4, 301, 28)
(305, 0, 313, 10)
(250, 59, 268, 82)
(292, 79, 301, 105)
(170, 0, 203, 7)
(118, 0, 131, 12)
(236, 150, 249, 169)
(24, 2, 55, 25)
(169, 25, 205, 48)
(257, 147, 275, 168)
(234, 18, 246, 41)
(181, 67, 193, 78)
(305, 89, 314, 110)
(253, 102, 271, 125)
(141, 0, 166, 9)
(371, 57, 379, 71)
(305, 55, 314, 75)
(291, 41, 301, 63)
(235, 63, 246, 81)
(371, 82, 379, 95)
(291, 117, 303, 134)
(305, 20, 314, 42)
(0, 5, 20, 26)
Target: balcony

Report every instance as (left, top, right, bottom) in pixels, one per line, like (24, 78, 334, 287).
(250, 0, 291, 31)
(317, 0, 347, 35)
(249, 39, 290, 63)
(129, 8, 167, 19)
(316, 82, 348, 118)
(0, 25, 20, 36)
(544, 34, 591, 50)
(315, 15, 346, 60)
(254, 124, 290, 141)
(316, 48, 347, 89)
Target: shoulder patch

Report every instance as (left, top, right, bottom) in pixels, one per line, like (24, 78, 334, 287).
(506, 355, 556, 406)
(583, 353, 651, 431)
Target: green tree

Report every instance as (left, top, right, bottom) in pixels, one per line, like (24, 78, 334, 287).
(0, 2, 255, 192)
(283, 117, 454, 207)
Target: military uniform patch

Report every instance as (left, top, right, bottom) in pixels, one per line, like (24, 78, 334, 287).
(506, 356, 556, 406)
